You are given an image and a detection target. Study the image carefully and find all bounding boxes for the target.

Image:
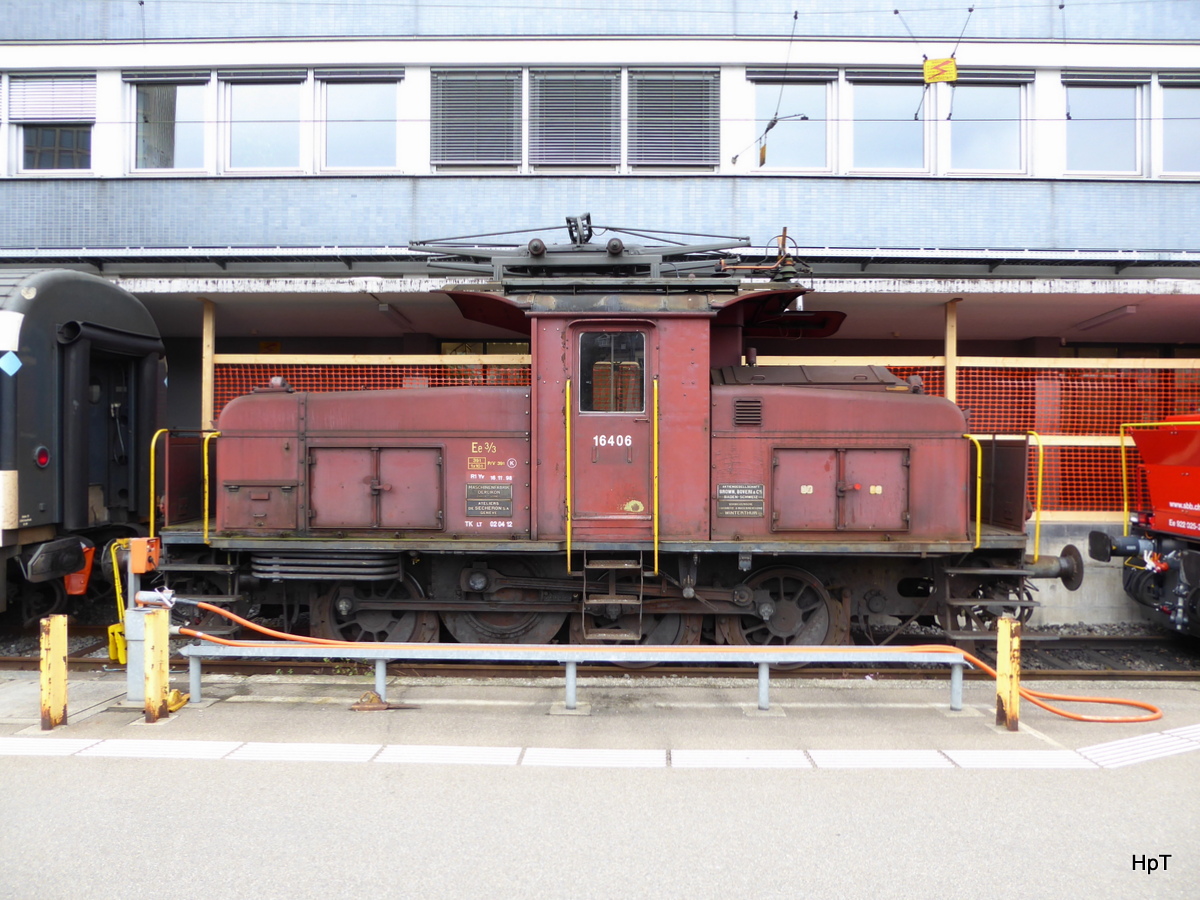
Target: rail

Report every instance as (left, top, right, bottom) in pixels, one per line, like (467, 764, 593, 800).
(565, 378, 574, 572)
(148, 428, 170, 539)
(1028, 430, 1045, 561)
(652, 375, 660, 574)
(964, 434, 982, 549)
(202, 431, 221, 544)
(178, 641, 971, 713)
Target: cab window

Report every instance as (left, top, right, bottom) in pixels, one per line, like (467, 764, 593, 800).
(579, 332, 645, 413)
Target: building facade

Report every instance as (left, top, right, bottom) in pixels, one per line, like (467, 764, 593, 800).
(2, 0, 1199, 622)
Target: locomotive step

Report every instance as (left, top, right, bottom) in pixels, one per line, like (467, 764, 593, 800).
(583, 594, 642, 606)
(156, 563, 239, 573)
(583, 559, 643, 570)
(581, 627, 642, 642)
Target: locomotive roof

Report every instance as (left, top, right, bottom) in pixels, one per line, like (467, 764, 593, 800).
(416, 216, 843, 335)
(441, 286, 846, 339)
(410, 214, 771, 285)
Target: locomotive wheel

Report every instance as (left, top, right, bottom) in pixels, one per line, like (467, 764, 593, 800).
(311, 576, 439, 643)
(568, 613, 704, 668)
(20, 580, 68, 629)
(441, 611, 566, 644)
(717, 566, 848, 669)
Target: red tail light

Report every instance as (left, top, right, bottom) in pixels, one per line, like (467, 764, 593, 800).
(34, 446, 50, 468)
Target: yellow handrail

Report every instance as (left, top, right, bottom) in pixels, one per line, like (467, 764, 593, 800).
(148, 428, 169, 539)
(202, 431, 221, 544)
(1027, 431, 1044, 562)
(963, 434, 982, 549)
(565, 380, 573, 572)
(1118, 419, 1200, 537)
(652, 376, 660, 574)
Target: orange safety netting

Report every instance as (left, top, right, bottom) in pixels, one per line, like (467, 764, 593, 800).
(886, 365, 1190, 513)
(955, 367, 1200, 435)
(213, 364, 531, 417)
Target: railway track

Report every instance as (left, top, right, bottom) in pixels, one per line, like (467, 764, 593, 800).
(2, 626, 1198, 681)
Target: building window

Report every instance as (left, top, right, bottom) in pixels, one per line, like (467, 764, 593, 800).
(850, 78, 927, 169)
(628, 70, 719, 166)
(529, 70, 620, 166)
(431, 70, 521, 166)
(751, 74, 830, 169)
(23, 125, 91, 169)
(10, 75, 96, 172)
(1162, 84, 1200, 173)
(948, 83, 1022, 171)
(133, 82, 206, 169)
(1064, 77, 1145, 173)
(220, 71, 306, 170)
(320, 71, 403, 169)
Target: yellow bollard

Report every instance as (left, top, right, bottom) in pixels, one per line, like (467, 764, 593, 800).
(995, 615, 1021, 731)
(143, 608, 171, 723)
(39, 614, 68, 730)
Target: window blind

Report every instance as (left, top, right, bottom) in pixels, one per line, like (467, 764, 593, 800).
(628, 69, 719, 166)
(9, 76, 96, 121)
(530, 70, 619, 165)
(431, 70, 521, 165)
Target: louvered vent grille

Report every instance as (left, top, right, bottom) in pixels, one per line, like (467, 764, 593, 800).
(733, 399, 763, 426)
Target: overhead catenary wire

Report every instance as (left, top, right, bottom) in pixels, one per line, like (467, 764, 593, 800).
(176, 599, 1164, 724)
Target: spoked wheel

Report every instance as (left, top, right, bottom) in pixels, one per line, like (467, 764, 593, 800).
(569, 613, 704, 668)
(311, 575, 439, 642)
(717, 566, 848, 669)
(441, 611, 566, 644)
(20, 580, 68, 629)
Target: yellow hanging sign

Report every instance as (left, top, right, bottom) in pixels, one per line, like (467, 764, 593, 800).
(924, 58, 958, 83)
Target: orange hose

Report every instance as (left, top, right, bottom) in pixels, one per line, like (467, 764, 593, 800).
(180, 603, 1162, 724)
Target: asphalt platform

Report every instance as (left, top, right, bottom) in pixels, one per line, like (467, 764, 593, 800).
(1, 668, 1197, 899)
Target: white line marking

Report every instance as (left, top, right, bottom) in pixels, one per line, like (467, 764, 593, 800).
(78, 739, 243, 760)
(0, 737, 100, 756)
(376, 745, 523, 765)
(670, 749, 811, 769)
(943, 750, 1096, 769)
(809, 749, 953, 769)
(2, 721, 1198, 770)
(1164, 723, 1200, 743)
(522, 747, 667, 768)
(1077, 733, 1200, 768)
(227, 742, 381, 763)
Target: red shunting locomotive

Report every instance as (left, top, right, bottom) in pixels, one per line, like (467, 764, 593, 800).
(1090, 415, 1200, 637)
(163, 218, 1083, 648)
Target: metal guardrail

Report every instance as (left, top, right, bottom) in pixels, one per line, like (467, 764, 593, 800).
(178, 642, 971, 712)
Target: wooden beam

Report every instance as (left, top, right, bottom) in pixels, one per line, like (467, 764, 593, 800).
(212, 353, 532, 366)
(945, 298, 961, 403)
(754, 356, 1200, 371)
